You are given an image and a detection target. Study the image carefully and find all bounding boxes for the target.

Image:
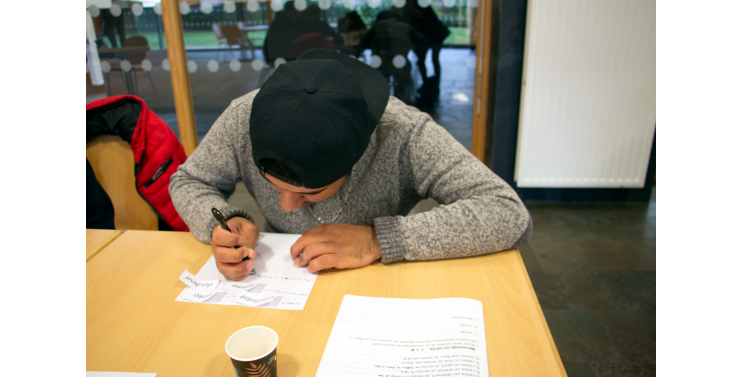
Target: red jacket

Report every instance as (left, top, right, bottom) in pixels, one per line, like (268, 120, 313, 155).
(86, 95, 189, 231)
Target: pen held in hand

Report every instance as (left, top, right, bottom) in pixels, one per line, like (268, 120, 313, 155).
(211, 207, 256, 275)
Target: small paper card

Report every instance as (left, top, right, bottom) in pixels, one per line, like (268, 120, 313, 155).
(179, 269, 219, 290)
(180, 288, 217, 302)
(223, 282, 259, 292)
(236, 292, 275, 307)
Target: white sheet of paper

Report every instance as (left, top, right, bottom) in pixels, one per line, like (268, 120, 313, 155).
(222, 281, 259, 292)
(86, 372, 157, 377)
(180, 288, 216, 302)
(175, 233, 318, 310)
(236, 292, 275, 307)
(178, 269, 219, 290)
(316, 295, 489, 377)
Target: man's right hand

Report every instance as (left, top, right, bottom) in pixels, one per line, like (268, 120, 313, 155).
(211, 216, 259, 281)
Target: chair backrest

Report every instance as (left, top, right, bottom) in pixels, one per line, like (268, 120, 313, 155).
(122, 36, 149, 65)
(287, 32, 336, 61)
(86, 135, 158, 231)
(212, 23, 225, 41)
(221, 25, 242, 45)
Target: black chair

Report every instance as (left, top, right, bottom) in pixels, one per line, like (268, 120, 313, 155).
(123, 36, 157, 96)
(106, 36, 156, 96)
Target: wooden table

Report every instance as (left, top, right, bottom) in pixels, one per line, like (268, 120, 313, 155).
(86, 229, 123, 261)
(87, 230, 565, 376)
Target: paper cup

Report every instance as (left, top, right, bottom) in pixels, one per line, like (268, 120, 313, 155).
(226, 326, 279, 377)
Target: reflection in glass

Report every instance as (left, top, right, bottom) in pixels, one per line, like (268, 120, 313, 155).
(86, 1, 479, 152)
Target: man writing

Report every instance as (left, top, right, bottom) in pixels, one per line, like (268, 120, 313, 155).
(169, 49, 532, 281)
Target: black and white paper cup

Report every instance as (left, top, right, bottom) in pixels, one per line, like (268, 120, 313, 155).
(225, 326, 279, 377)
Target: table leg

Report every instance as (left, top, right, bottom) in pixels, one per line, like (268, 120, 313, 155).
(125, 71, 136, 95)
(132, 71, 139, 96)
(123, 71, 131, 94)
(105, 72, 111, 96)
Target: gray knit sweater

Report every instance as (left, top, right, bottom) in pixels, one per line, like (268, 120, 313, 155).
(169, 91, 532, 264)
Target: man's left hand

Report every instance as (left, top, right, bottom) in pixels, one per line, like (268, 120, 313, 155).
(290, 224, 382, 273)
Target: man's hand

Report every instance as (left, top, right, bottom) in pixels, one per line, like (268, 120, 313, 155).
(211, 216, 259, 281)
(290, 224, 382, 273)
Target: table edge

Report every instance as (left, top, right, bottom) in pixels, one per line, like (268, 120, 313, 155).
(516, 248, 568, 377)
(87, 230, 125, 261)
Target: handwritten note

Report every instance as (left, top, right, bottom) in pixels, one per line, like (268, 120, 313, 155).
(178, 269, 219, 290)
(316, 295, 489, 377)
(175, 233, 318, 310)
(236, 292, 275, 307)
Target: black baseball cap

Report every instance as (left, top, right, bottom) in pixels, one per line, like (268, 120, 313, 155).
(250, 49, 390, 189)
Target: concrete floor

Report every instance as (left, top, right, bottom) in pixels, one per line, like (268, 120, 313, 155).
(228, 185, 656, 377)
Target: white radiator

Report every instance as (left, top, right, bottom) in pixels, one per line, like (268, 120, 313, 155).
(515, 0, 656, 188)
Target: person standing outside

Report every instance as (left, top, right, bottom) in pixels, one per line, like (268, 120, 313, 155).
(263, 1, 302, 62)
(101, 1, 127, 48)
(169, 49, 532, 280)
(406, 0, 451, 99)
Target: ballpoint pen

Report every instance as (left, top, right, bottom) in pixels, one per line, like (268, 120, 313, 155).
(211, 207, 256, 275)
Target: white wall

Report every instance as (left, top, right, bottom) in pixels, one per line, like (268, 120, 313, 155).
(515, 0, 656, 188)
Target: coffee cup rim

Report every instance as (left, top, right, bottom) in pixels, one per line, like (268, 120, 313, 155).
(225, 326, 279, 362)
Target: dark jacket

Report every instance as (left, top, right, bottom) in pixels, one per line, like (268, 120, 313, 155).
(375, 6, 451, 45)
(413, 5, 451, 44)
(265, 17, 344, 61)
(87, 158, 115, 229)
(360, 18, 427, 53)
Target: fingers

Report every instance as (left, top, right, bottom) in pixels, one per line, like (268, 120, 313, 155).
(307, 254, 338, 274)
(291, 233, 327, 259)
(229, 217, 260, 248)
(244, 248, 257, 261)
(214, 245, 250, 263)
(212, 226, 243, 247)
(294, 243, 335, 267)
(211, 217, 259, 280)
(216, 259, 255, 281)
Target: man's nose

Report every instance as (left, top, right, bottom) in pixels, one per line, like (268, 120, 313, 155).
(279, 191, 303, 212)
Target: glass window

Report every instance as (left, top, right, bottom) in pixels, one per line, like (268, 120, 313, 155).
(86, 1, 480, 151)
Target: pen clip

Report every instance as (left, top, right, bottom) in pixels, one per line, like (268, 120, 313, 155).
(211, 207, 231, 233)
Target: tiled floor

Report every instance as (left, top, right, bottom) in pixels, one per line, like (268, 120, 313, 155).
(521, 191, 656, 377)
(228, 187, 657, 377)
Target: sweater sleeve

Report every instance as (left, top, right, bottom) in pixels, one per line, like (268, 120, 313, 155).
(169, 104, 253, 244)
(374, 104, 532, 264)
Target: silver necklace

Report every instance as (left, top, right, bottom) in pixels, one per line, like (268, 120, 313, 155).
(308, 167, 355, 224)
